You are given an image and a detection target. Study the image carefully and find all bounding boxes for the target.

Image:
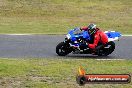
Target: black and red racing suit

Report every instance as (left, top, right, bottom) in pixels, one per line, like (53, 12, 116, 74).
(81, 26, 108, 49)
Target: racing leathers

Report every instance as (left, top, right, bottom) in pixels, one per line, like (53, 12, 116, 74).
(81, 26, 108, 49)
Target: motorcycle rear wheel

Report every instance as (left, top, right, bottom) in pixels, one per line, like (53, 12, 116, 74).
(98, 41, 115, 56)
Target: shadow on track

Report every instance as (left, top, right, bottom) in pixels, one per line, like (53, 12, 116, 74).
(55, 54, 116, 59)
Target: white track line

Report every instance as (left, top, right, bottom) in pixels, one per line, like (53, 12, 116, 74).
(2, 34, 132, 36)
(122, 35, 132, 36)
(5, 34, 32, 35)
(96, 59, 125, 61)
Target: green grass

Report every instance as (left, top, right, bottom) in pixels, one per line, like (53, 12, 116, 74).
(0, 58, 132, 88)
(0, 0, 132, 87)
(0, 0, 131, 34)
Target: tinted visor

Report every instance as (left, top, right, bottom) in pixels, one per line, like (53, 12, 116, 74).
(88, 29, 96, 35)
(88, 29, 92, 33)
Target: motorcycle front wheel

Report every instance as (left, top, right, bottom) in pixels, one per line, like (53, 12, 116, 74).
(56, 42, 72, 56)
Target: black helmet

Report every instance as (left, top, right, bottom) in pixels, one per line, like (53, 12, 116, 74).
(88, 24, 97, 35)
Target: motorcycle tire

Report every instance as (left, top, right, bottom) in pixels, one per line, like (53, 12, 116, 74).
(56, 42, 71, 56)
(98, 41, 115, 56)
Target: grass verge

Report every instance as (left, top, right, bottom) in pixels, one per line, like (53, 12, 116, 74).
(0, 58, 131, 88)
(0, 0, 131, 34)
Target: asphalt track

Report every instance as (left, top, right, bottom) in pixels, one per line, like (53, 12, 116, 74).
(0, 35, 131, 59)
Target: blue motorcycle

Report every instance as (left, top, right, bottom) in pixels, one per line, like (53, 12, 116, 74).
(56, 28, 121, 56)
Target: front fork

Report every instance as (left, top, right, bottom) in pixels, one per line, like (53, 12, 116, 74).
(64, 38, 90, 54)
(64, 38, 80, 53)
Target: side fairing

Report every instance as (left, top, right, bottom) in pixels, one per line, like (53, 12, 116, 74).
(105, 31, 121, 41)
(67, 29, 91, 41)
